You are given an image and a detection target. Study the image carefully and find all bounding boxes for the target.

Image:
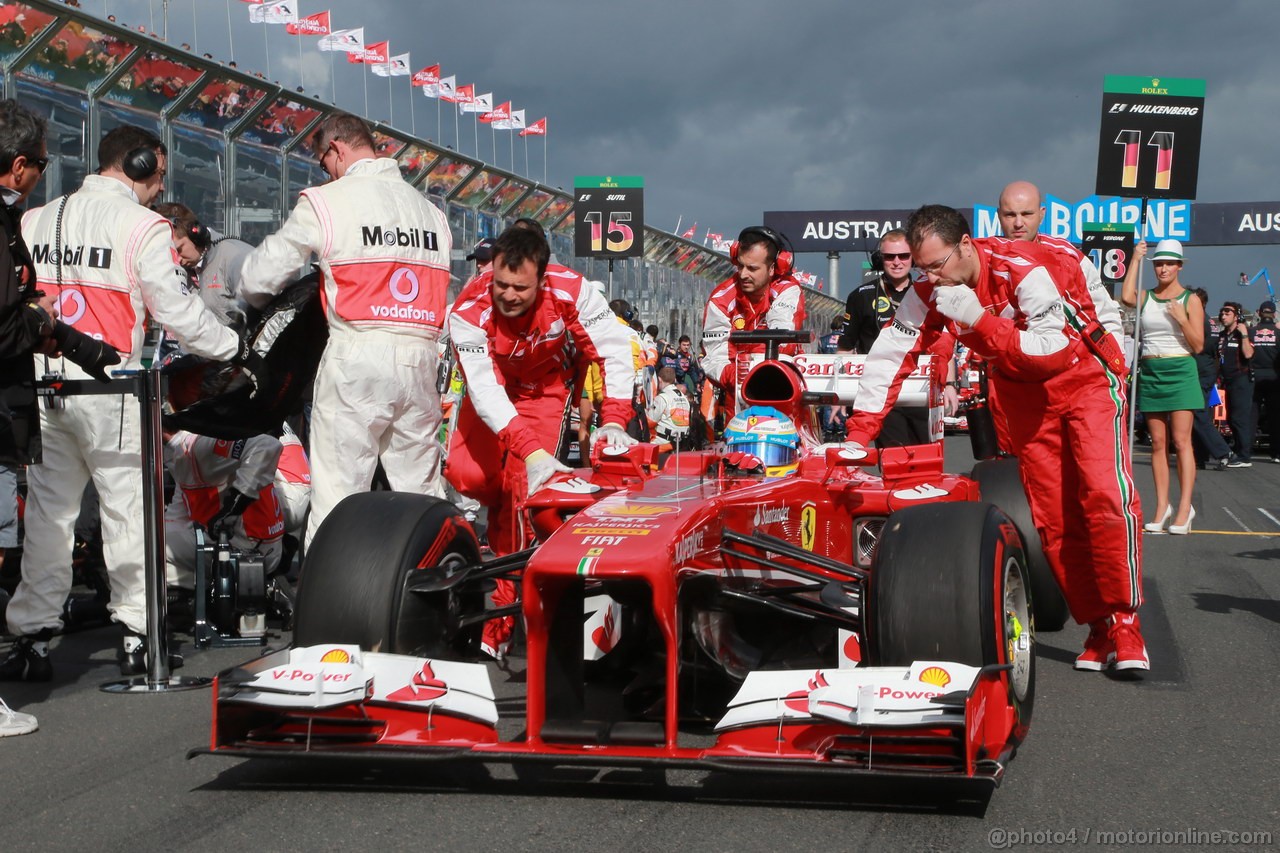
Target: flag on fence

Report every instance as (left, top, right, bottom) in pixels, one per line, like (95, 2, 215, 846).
(371, 52, 411, 76)
(286, 10, 330, 35)
(347, 41, 388, 64)
(318, 27, 362, 51)
(249, 0, 297, 24)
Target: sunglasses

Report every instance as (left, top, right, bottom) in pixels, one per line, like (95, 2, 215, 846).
(881, 252, 912, 261)
(23, 155, 48, 173)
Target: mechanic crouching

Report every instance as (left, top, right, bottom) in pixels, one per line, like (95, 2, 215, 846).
(444, 226, 637, 659)
(163, 429, 284, 599)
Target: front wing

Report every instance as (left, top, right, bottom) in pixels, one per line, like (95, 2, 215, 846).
(194, 646, 1021, 786)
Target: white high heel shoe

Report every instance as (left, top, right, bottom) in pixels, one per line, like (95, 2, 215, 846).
(1143, 506, 1172, 533)
(1168, 506, 1196, 535)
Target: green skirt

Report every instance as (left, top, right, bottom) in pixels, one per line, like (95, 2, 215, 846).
(1137, 357, 1203, 413)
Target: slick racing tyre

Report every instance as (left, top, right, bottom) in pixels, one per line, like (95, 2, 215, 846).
(970, 457, 1070, 632)
(293, 493, 483, 658)
(868, 502, 1035, 735)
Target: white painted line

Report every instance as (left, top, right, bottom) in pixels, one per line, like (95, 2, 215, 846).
(1223, 506, 1254, 533)
(1257, 508, 1280, 529)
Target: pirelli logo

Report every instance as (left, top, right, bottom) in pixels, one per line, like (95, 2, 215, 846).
(891, 318, 918, 336)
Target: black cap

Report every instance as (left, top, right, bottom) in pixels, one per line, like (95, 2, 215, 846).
(1260, 301, 1276, 313)
(466, 238, 495, 263)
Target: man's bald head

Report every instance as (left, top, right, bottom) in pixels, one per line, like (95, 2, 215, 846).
(997, 180, 1044, 241)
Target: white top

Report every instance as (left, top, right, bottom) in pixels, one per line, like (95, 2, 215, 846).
(1140, 289, 1193, 357)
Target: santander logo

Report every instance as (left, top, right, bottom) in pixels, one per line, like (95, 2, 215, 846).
(385, 661, 448, 703)
(784, 670, 829, 713)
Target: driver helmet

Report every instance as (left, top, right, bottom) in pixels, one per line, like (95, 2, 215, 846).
(724, 406, 800, 479)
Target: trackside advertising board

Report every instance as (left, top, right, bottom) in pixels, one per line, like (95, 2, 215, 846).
(1095, 75, 1206, 200)
(574, 176, 644, 259)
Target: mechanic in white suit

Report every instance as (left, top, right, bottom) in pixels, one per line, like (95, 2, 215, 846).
(164, 430, 285, 587)
(4, 126, 244, 679)
(239, 112, 453, 547)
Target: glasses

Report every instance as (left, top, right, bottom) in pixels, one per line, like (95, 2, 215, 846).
(915, 243, 958, 275)
(881, 252, 912, 261)
(1220, 309, 1237, 315)
(22, 155, 48, 173)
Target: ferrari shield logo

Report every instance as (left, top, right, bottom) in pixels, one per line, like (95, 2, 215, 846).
(800, 505, 816, 551)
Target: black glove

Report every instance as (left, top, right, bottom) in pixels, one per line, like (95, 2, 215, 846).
(207, 488, 255, 539)
(231, 331, 267, 401)
(53, 321, 122, 383)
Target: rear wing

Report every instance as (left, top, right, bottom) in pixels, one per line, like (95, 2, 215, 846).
(743, 353, 938, 408)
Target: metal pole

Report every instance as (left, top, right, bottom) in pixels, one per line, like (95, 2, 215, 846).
(608, 258, 615, 301)
(826, 251, 840, 302)
(100, 368, 210, 693)
(1127, 198, 1149, 450)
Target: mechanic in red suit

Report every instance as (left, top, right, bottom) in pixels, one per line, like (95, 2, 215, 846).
(701, 226, 806, 407)
(845, 205, 1147, 673)
(445, 226, 636, 658)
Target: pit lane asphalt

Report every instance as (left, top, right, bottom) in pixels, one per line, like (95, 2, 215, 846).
(1, 437, 1277, 853)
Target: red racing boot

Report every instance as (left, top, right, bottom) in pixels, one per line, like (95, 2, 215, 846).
(1074, 621, 1115, 671)
(1108, 612, 1150, 671)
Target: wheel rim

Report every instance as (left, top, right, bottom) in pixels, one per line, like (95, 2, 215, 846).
(396, 550, 471, 657)
(1002, 554, 1033, 700)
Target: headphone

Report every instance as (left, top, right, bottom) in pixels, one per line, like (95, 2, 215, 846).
(869, 249, 884, 272)
(122, 145, 159, 181)
(186, 219, 212, 251)
(729, 225, 793, 277)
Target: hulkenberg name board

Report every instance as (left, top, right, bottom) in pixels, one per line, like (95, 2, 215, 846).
(1095, 75, 1206, 200)
(766, 200, 1280, 252)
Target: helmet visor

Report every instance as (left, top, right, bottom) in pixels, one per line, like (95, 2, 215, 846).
(727, 439, 796, 468)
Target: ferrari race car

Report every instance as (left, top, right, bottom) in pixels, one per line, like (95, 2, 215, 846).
(197, 331, 1057, 789)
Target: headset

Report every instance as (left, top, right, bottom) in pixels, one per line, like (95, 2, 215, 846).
(185, 219, 212, 251)
(869, 249, 884, 272)
(122, 145, 159, 181)
(729, 225, 793, 277)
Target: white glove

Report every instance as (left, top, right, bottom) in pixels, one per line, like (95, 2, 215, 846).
(934, 285, 985, 328)
(590, 422, 639, 453)
(524, 448, 572, 497)
(815, 440, 869, 462)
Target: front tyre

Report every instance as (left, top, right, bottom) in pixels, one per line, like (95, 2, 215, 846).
(293, 492, 483, 658)
(867, 502, 1034, 735)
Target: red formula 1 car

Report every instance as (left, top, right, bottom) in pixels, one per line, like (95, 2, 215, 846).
(197, 332, 1046, 790)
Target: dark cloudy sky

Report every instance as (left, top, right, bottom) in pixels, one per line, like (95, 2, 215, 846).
(96, 0, 1280, 305)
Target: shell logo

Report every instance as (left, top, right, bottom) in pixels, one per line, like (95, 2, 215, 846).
(918, 666, 951, 687)
(732, 317, 746, 329)
(319, 649, 352, 663)
(588, 503, 678, 518)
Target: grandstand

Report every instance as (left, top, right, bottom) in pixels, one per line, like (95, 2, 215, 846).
(0, 0, 841, 340)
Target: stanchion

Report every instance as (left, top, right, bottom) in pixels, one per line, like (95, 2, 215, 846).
(70, 368, 212, 694)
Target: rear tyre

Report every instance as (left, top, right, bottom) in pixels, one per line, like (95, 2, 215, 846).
(970, 457, 1070, 632)
(293, 492, 483, 658)
(868, 502, 1034, 735)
